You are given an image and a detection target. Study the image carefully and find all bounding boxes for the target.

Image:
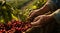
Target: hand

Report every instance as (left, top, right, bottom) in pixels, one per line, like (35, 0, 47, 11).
(31, 15, 54, 27)
(29, 9, 41, 22)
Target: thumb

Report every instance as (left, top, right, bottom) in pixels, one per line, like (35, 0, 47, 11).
(31, 19, 41, 27)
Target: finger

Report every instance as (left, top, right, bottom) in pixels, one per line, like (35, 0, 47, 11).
(29, 12, 35, 18)
(31, 18, 41, 27)
(29, 13, 36, 22)
(29, 10, 37, 16)
(29, 10, 37, 18)
(33, 16, 40, 22)
(31, 22, 39, 27)
(29, 11, 35, 21)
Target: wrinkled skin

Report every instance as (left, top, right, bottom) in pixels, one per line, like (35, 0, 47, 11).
(26, 0, 58, 33)
(31, 15, 54, 27)
(26, 14, 56, 33)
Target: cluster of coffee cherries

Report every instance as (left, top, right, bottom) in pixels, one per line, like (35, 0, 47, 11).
(0, 20, 31, 33)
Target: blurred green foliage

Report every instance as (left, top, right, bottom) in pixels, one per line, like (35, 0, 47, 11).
(0, 1, 13, 23)
(0, 0, 47, 23)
